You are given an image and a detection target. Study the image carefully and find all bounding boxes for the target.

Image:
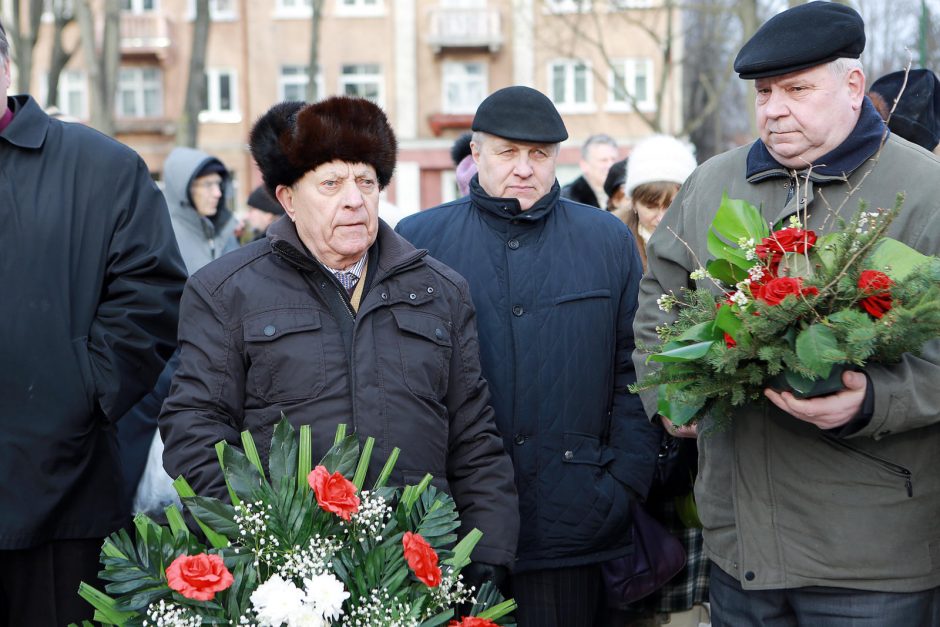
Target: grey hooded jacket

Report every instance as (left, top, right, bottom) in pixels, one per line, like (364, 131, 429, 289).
(163, 146, 238, 274)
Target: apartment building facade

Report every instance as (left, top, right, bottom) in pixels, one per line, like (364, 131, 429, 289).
(14, 0, 685, 212)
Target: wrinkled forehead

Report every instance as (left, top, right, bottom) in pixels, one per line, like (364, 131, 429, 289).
(309, 160, 377, 179)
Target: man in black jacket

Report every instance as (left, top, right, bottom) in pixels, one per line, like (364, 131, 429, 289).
(160, 97, 519, 583)
(0, 19, 187, 626)
(560, 133, 619, 208)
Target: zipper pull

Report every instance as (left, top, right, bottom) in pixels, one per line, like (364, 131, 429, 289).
(905, 478, 913, 498)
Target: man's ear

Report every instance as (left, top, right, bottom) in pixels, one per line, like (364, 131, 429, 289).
(275, 185, 295, 221)
(847, 67, 866, 109)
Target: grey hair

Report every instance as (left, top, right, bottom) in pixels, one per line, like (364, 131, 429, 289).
(581, 133, 617, 159)
(471, 130, 560, 155)
(828, 57, 864, 79)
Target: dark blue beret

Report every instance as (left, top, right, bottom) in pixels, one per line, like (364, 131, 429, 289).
(734, 1, 865, 80)
(472, 86, 568, 143)
(870, 69, 940, 151)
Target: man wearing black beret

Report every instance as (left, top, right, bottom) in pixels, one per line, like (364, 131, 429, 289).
(634, 2, 940, 625)
(397, 86, 660, 626)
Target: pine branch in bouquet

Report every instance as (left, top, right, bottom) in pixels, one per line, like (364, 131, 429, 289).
(632, 191, 940, 429)
(72, 417, 516, 627)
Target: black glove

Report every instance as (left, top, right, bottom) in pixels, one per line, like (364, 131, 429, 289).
(461, 561, 509, 597)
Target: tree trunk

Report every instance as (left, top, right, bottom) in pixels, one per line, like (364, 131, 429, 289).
(77, 0, 120, 135)
(177, 0, 210, 147)
(45, 2, 77, 109)
(305, 0, 323, 102)
(9, 0, 44, 94)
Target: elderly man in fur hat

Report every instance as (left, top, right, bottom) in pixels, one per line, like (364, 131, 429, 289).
(159, 97, 519, 580)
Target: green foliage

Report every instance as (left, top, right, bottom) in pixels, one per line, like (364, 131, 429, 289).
(632, 195, 940, 427)
(77, 419, 514, 626)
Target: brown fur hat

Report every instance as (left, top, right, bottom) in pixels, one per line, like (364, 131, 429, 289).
(249, 97, 397, 194)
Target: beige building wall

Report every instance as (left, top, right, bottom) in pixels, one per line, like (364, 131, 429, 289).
(16, 0, 685, 211)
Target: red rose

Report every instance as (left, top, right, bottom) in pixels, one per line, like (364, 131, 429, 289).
(402, 531, 441, 587)
(757, 276, 819, 306)
(723, 332, 737, 348)
(858, 270, 894, 318)
(165, 553, 234, 601)
(308, 465, 360, 521)
(755, 228, 817, 264)
(449, 618, 498, 627)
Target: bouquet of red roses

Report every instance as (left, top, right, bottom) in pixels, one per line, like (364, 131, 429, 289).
(72, 419, 515, 626)
(632, 193, 940, 427)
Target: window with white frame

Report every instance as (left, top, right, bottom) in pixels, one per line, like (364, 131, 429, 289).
(549, 59, 593, 112)
(340, 64, 383, 106)
(186, 0, 237, 20)
(442, 62, 487, 114)
(279, 65, 325, 102)
(543, 0, 590, 13)
(121, 0, 156, 12)
(607, 58, 654, 112)
(609, 0, 655, 9)
(335, 0, 383, 16)
(57, 69, 88, 119)
(275, 0, 312, 18)
(200, 69, 239, 122)
(117, 67, 163, 118)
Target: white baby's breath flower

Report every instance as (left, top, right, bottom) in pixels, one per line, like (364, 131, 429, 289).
(788, 215, 803, 228)
(657, 294, 676, 312)
(689, 268, 708, 281)
(730, 291, 749, 306)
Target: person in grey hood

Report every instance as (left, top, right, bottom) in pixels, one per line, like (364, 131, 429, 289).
(163, 146, 238, 274)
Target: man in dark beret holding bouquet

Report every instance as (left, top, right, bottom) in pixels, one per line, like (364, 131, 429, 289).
(159, 97, 519, 578)
(633, 2, 940, 624)
(396, 86, 661, 626)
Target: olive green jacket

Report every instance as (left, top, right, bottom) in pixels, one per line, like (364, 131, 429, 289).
(633, 132, 940, 592)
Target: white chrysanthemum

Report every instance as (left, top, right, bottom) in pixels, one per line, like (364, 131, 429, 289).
(304, 572, 350, 621)
(251, 574, 306, 627)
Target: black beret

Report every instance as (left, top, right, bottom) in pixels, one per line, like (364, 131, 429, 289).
(249, 97, 397, 195)
(734, 1, 865, 80)
(870, 69, 940, 151)
(603, 158, 628, 198)
(472, 86, 568, 143)
(246, 185, 285, 216)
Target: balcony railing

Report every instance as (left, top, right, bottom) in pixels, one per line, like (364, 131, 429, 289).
(120, 13, 172, 56)
(427, 6, 502, 53)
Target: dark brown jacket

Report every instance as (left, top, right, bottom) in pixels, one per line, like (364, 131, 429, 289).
(160, 218, 519, 567)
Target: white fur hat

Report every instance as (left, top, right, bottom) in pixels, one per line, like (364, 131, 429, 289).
(624, 135, 697, 196)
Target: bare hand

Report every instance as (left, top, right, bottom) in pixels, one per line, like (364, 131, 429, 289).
(764, 370, 867, 429)
(660, 415, 698, 438)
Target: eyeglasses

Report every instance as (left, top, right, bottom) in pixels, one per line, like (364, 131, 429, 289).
(193, 179, 223, 191)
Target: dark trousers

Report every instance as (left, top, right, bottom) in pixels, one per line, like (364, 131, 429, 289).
(710, 561, 940, 627)
(511, 564, 630, 627)
(0, 538, 105, 627)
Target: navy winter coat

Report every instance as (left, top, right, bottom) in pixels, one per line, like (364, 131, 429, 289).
(397, 178, 661, 571)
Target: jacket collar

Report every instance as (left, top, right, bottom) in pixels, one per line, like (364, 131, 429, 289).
(1, 96, 48, 149)
(267, 216, 426, 281)
(746, 96, 887, 184)
(469, 174, 561, 222)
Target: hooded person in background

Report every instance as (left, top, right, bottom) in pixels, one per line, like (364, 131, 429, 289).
(163, 146, 239, 274)
(868, 68, 940, 154)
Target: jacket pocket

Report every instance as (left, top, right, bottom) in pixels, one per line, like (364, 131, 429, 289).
(552, 289, 612, 305)
(243, 309, 326, 403)
(391, 309, 452, 400)
(819, 434, 913, 497)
